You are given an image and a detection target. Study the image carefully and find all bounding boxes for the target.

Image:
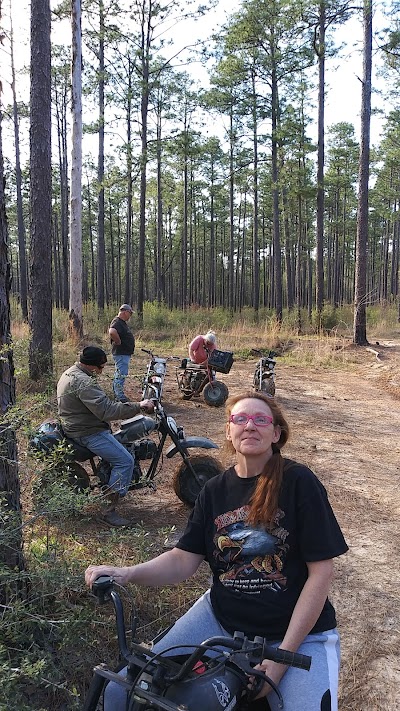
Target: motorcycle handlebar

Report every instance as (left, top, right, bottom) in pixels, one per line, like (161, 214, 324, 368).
(90, 577, 311, 673)
(251, 348, 277, 358)
(141, 348, 181, 361)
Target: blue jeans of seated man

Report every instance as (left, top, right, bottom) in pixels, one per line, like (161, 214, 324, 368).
(112, 354, 131, 400)
(74, 430, 134, 496)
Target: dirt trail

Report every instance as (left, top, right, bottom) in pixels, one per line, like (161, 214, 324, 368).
(122, 341, 400, 711)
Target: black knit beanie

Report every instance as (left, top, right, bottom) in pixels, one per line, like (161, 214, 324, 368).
(79, 346, 107, 367)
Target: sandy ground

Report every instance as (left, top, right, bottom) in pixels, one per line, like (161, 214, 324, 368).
(115, 340, 400, 711)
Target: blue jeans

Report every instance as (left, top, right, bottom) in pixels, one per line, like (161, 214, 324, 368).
(104, 590, 341, 711)
(112, 354, 131, 399)
(75, 430, 134, 496)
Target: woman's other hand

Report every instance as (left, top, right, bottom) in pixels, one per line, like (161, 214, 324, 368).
(85, 564, 131, 589)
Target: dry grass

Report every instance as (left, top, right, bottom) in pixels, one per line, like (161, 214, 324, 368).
(7, 302, 400, 709)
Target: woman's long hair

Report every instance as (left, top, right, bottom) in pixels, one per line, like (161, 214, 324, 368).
(224, 391, 290, 527)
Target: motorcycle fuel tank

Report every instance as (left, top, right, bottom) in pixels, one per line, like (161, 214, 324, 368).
(116, 415, 157, 443)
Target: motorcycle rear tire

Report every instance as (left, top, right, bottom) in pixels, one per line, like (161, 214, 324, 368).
(67, 462, 90, 492)
(203, 380, 228, 407)
(260, 377, 275, 396)
(253, 367, 262, 390)
(173, 455, 224, 507)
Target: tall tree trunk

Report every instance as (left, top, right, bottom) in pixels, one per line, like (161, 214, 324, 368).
(137, 19, 150, 327)
(29, 0, 53, 379)
(9, 8, 28, 322)
(228, 108, 235, 313)
(353, 0, 372, 345)
(69, 0, 83, 339)
(156, 98, 163, 305)
(96, 0, 105, 311)
(181, 116, 188, 309)
(54, 78, 69, 310)
(271, 62, 283, 323)
(315, 1, 326, 324)
(251, 69, 259, 318)
(0, 59, 25, 599)
(124, 60, 133, 305)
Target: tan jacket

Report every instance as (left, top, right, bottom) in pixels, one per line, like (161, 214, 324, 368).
(57, 363, 141, 438)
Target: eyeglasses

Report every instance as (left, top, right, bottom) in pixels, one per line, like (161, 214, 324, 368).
(229, 413, 273, 427)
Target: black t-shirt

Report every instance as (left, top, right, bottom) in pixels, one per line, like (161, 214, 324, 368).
(176, 462, 348, 640)
(110, 317, 135, 355)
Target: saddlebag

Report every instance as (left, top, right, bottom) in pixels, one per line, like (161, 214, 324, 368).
(29, 420, 93, 461)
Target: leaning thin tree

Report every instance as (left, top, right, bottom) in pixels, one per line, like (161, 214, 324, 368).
(353, 0, 372, 346)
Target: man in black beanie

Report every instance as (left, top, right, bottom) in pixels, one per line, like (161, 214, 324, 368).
(57, 346, 154, 526)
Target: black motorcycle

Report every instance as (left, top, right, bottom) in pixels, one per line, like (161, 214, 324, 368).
(83, 575, 311, 711)
(251, 349, 277, 397)
(31, 392, 222, 507)
(176, 349, 234, 407)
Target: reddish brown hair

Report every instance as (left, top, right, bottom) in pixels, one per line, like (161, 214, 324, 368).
(225, 391, 290, 527)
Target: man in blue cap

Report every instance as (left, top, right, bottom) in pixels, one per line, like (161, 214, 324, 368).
(109, 304, 136, 402)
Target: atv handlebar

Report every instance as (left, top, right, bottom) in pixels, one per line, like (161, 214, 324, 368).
(90, 576, 311, 672)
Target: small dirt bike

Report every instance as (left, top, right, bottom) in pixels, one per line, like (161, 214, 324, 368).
(176, 349, 234, 407)
(252, 349, 277, 396)
(141, 348, 179, 402)
(30, 390, 222, 507)
(83, 575, 311, 711)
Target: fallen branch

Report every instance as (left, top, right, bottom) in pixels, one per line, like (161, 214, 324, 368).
(366, 347, 381, 361)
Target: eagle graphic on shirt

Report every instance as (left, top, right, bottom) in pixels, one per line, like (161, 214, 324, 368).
(213, 505, 289, 592)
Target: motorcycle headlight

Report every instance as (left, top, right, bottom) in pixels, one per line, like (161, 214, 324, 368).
(154, 363, 166, 374)
(167, 416, 178, 434)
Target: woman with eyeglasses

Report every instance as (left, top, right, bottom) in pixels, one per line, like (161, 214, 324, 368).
(85, 391, 348, 711)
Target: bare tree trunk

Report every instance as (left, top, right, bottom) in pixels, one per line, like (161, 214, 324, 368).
(0, 79, 25, 601)
(181, 112, 188, 309)
(228, 109, 235, 313)
(251, 69, 259, 318)
(271, 63, 283, 323)
(96, 0, 105, 311)
(156, 97, 163, 305)
(69, 0, 83, 340)
(124, 59, 133, 305)
(55, 82, 69, 310)
(315, 1, 326, 325)
(353, 0, 372, 346)
(9, 6, 28, 321)
(29, 0, 53, 379)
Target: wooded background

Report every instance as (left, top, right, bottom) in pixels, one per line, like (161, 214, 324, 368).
(2, 0, 400, 336)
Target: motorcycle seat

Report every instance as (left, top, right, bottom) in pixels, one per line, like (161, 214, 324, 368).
(64, 436, 96, 462)
(186, 362, 207, 371)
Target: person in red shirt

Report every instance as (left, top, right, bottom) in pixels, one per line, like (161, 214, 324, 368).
(188, 331, 216, 365)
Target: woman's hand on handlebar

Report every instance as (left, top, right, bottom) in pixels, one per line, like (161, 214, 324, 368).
(85, 564, 131, 589)
(252, 658, 287, 699)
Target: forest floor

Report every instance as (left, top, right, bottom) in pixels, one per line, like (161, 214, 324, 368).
(68, 336, 400, 711)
